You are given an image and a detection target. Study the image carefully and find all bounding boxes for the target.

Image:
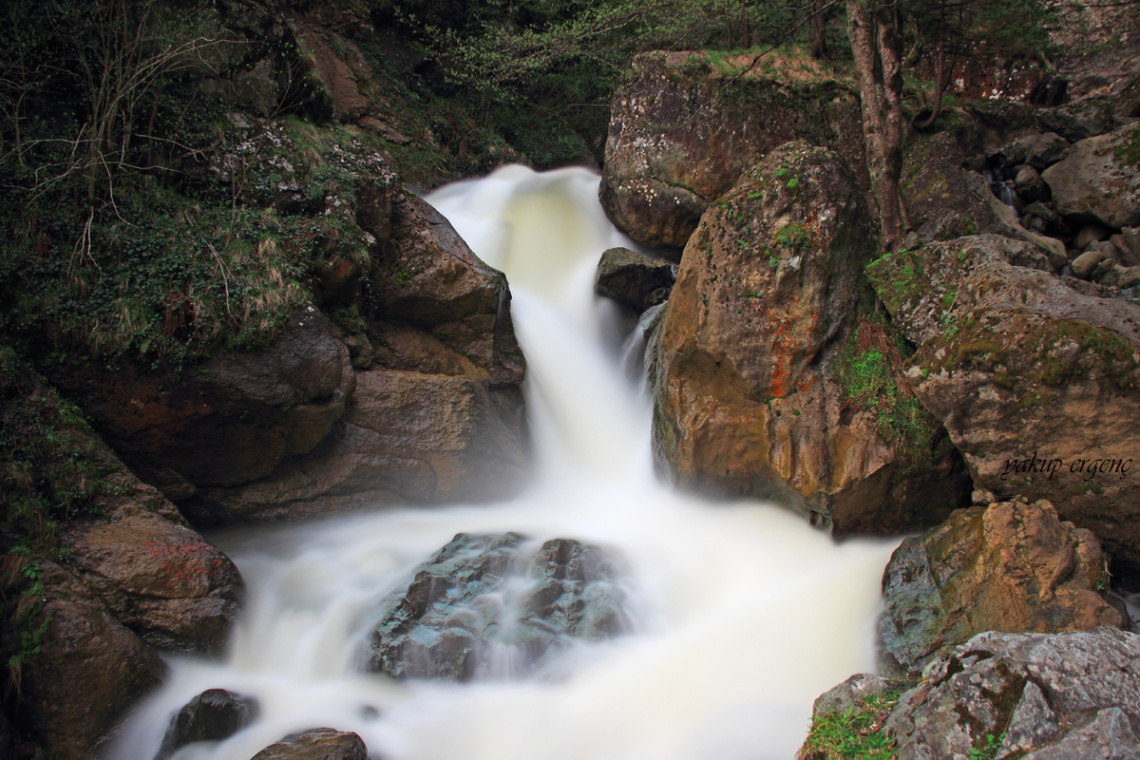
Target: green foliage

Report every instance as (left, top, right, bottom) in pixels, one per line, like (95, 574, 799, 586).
(378, 0, 822, 170)
(800, 691, 903, 760)
(836, 317, 939, 455)
(968, 732, 1005, 760)
(0, 351, 110, 558)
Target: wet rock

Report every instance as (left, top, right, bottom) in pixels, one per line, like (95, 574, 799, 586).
(1042, 122, 1140, 229)
(594, 247, 676, 313)
(865, 234, 1140, 575)
(13, 563, 167, 760)
(365, 533, 627, 681)
(193, 366, 527, 520)
(878, 498, 1120, 678)
(67, 510, 243, 654)
(599, 51, 864, 250)
(372, 194, 525, 388)
(156, 689, 259, 760)
(884, 628, 1140, 760)
(653, 142, 969, 536)
(53, 306, 354, 495)
(251, 728, 368, 760)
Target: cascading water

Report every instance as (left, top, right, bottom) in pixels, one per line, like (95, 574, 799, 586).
(110, 166, 899, 760)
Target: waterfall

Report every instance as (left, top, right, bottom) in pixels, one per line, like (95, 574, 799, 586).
(109, 166, 898, 760)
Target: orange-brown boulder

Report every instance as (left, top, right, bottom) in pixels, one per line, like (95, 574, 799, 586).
(652, 142, 969, 534)
(878, 496, 1121, 677)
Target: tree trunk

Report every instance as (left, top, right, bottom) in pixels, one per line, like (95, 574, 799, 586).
(847, 0, 905, 252)
(812, 4, 828, 60)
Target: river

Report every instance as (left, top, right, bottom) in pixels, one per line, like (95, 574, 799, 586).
(109, 165, 898, 760)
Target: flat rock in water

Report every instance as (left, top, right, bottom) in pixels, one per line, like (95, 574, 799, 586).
(364, 533, 627, 681)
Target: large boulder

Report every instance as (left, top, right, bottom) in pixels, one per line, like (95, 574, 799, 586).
(67, 509, 243, 655)
(865, 235, 1140, 575)
(191, 366, 527, 520)
(369, 193, 526, 388)
(884, 628, 1140, 760)
(901, 132, 1003, 244)
(878, 496, 1120, 678)
(51, 305, 355, 498)
(365, 533, 627, 681)
(9, 563, 167, 760)
(600, 50, 865, 251)
(186, 195, 529, 522)
(1042, 122, 1140, 228)
(653, 142, 970, 535)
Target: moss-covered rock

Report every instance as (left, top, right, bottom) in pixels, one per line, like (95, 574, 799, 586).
(599, 50, 865, 251)
(1042, 122, 1140, 228)
(866, 235, 1140, 576)
(652, 142, 969, 535)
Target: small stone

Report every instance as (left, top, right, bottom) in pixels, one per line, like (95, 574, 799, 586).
(972, 489, 997, 506)
(1071, 245, 1114, 279)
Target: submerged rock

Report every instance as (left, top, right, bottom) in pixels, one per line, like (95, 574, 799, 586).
(155, 689, 259, 760)
(878, 497, 1120, 678)
(365, 533, 627, 681)
(653, 142, 969, 535)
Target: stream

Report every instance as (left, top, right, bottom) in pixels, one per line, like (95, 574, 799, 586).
(109, 165, 899, 760)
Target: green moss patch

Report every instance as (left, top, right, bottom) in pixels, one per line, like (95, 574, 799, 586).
(834, 318, 940, 455)
(800, 688, 906, 760)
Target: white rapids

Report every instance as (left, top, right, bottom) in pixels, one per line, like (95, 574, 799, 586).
(109, 165, 899, 760)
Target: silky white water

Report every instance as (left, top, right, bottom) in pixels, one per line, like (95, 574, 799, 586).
(111, 166, 898, 760)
